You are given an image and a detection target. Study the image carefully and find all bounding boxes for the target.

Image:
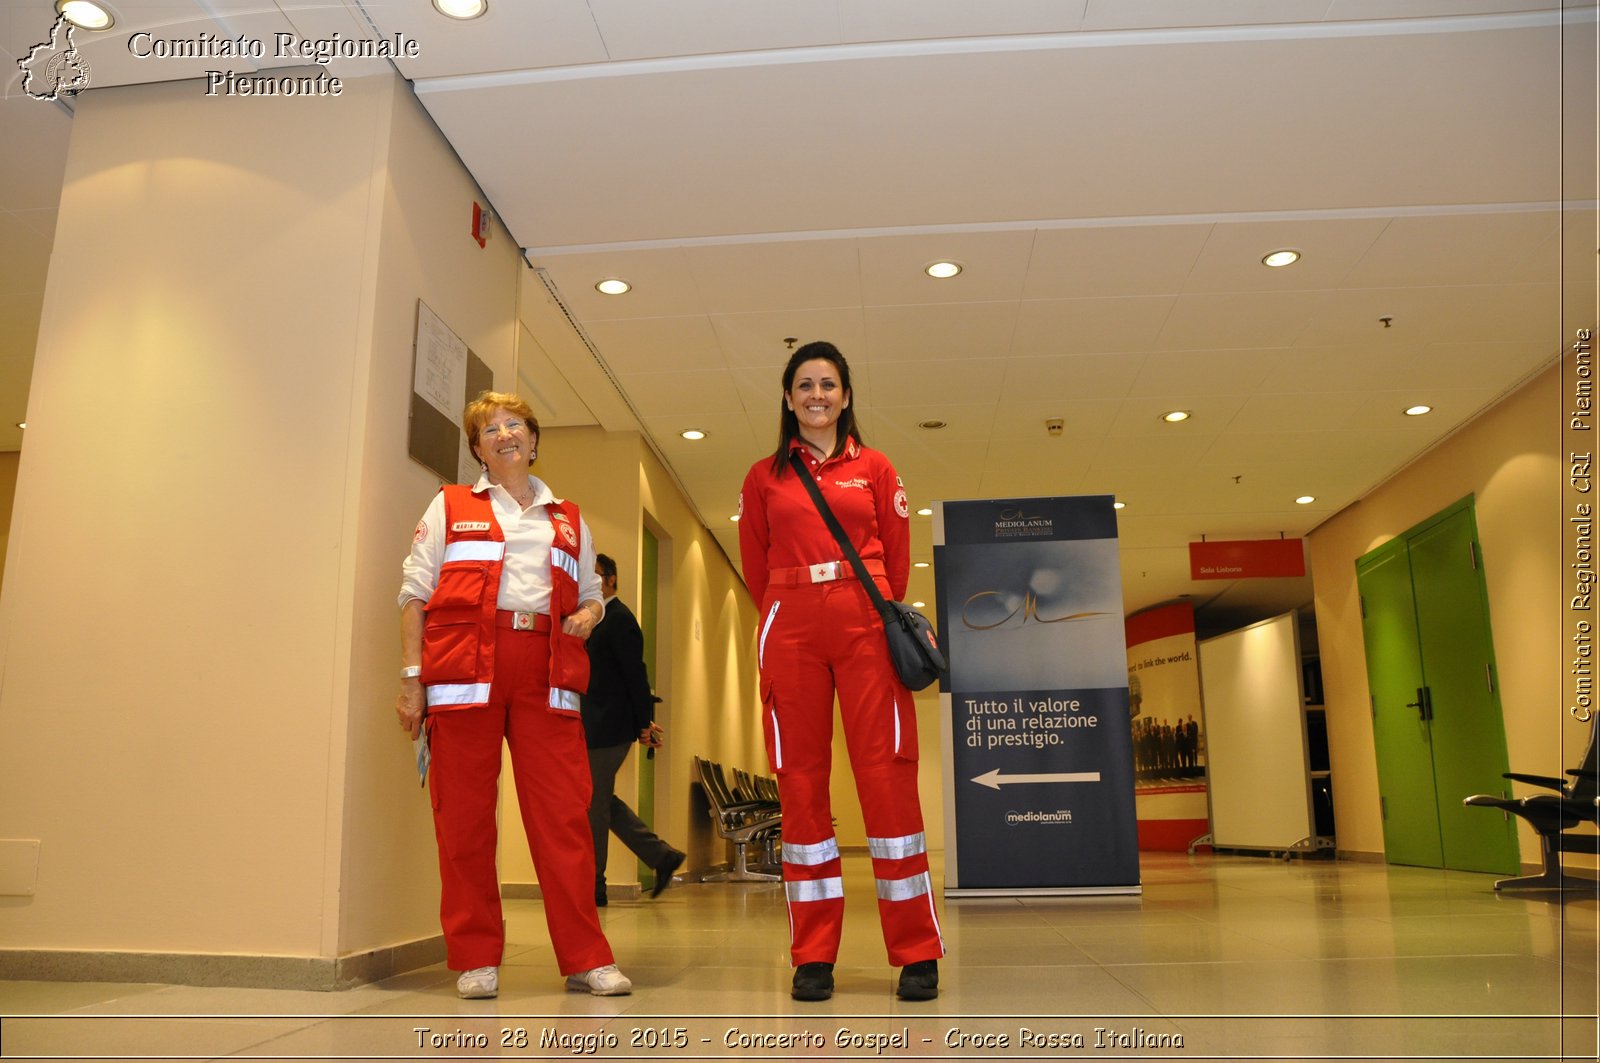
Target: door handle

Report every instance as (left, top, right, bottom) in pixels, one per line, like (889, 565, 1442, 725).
(1405, 686, 1433, 722)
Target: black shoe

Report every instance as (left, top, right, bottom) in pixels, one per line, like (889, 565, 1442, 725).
(896, 959, 939, 1001)
(651, 851, 686, 898)
(791, 962, 834, 1001)
(594, 884, 607, 908)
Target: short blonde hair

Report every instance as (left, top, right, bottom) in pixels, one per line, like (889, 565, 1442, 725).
(464, 391, 540, 464)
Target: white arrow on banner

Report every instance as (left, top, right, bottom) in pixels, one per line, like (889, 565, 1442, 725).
(972, 768, 1102, 790)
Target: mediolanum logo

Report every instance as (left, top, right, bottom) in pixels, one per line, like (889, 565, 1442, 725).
(19, 15, 91, 101)
(992, 507, 1054, 539)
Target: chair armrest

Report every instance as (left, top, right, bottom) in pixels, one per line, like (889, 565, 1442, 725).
(1504, 772, 1568, 792)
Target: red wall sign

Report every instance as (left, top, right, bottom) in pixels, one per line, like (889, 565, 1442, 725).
(1188, 538, 1305, 580)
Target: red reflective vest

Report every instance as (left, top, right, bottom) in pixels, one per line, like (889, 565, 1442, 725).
(420, 485, 590, 714)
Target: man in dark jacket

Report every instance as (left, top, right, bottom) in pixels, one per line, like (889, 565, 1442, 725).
(582, 553, 685, 906)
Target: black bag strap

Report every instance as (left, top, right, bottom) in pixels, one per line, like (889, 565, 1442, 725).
(788, 450, 893, 620)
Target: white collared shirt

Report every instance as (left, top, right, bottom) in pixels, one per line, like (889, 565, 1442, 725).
(399, 473, 603, 614)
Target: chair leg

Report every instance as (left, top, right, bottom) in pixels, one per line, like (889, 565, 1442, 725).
(1493, 832, 1599, 891)
(725, 838, 781, 882)
(700, 836, 781, 883)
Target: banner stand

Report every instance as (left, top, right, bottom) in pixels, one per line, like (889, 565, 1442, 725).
(934, 496, 1141, 897)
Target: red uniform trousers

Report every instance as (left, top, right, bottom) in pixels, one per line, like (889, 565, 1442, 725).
(758, 569, 946, 968)
(427, 626, 615, 976)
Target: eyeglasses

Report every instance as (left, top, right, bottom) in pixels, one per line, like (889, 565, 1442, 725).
(479, 420, 528, 440)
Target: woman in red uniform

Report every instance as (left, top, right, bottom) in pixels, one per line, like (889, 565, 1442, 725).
(738, 341, 945, 1002)
(396, 391, 631, 1000)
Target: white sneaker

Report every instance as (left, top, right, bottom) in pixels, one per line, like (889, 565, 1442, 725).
(456, 966, 498, 999)
(565, 963, 632, 996)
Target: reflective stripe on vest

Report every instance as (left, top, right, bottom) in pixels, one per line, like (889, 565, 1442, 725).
(427, 682, 493, 708)
(549, 686, 580, 713)
(442, 540, 505, 564)
(551, 546, 581, 584)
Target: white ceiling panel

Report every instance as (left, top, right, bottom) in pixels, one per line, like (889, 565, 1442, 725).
(680, 240, 864, 315)
(839, 0, 1090, 42)
(622, 368, 748, 417)
(863, 303, 1020, 363)
(1082, 0, 1334, 31)
(1156, 290, 1334, 350)
(587, 0, 844, 60)
(533, 250, 703, 321)
(580, 316, 728, 375)
(1340, 211, 1564, 288)
(857, 230, 1035, 306)
(1180, 217, 1391, 293)
(1298, 283, 1560, 347)
(1010, 297, 1175, 357)
(1020, 224, 1212, 299)
(711, 311, 870, 368)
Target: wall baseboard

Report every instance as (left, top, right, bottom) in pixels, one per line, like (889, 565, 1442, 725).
(0, 934, 446, 992)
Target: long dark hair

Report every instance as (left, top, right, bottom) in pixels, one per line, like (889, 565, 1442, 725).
(769, 341, 864, 475)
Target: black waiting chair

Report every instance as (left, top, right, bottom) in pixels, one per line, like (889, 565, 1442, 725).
(1463, 716, 1599, 890)
(693, 756, 782, 882)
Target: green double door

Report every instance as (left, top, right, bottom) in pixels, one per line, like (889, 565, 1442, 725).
(1356, 498, 1519, 874)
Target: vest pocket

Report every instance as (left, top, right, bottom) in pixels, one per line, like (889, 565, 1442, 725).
(422, 568, 488, 683)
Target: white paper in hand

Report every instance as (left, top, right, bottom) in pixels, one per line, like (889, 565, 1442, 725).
(414, 728, 430, 786)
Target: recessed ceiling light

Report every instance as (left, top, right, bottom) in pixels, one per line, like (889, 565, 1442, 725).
(1113, 501, 1126, 510)
(679, 429, 707, 441)
(57, 1, 114, 29)
(913, 561, 930, 568)
(911, 601, 926, 609)
(1262, 249, 1301, 268)
(918, 419, 947, 430)
(925, 261, 962, 279)
(729, 514, 740, 522)
(431, 0, 487, 19)
(1404, 404, 1433, 417)
(15, 422, 25, 430)
(1161, 410, 1192, 423)
(1295, 495, 1316, 505)
(916, 507, 933, 517)
(595, 278, 630, 295)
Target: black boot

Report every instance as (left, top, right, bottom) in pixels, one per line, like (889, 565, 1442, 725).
(791, 962, 834, 1001)
(896, 959, 938, 1001)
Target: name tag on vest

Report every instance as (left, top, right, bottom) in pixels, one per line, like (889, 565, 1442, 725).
(451, 521, 491, 532)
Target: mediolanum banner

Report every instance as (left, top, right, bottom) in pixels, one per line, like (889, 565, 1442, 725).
(933, 496, 1140, 896)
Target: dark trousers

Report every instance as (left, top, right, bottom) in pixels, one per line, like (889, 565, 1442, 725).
(587, 742, 678, 886)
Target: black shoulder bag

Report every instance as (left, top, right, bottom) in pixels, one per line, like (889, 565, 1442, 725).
(788, 452, 948, 691)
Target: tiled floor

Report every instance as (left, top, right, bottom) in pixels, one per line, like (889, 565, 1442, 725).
(2, 852, 1596, 1061)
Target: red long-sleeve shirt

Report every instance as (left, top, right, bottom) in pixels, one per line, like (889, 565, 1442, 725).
(738, 438, 911, 606)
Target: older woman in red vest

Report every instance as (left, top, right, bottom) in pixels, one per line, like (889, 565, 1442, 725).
(395, 391, 630, 1000)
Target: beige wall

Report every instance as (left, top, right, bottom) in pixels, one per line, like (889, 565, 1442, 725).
(0, 451, 17, 598)
(1307, 355, 1582, 866)
(0, 73, 528, 969)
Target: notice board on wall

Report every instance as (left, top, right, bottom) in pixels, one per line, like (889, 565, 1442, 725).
(409, 299, 493, 485)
